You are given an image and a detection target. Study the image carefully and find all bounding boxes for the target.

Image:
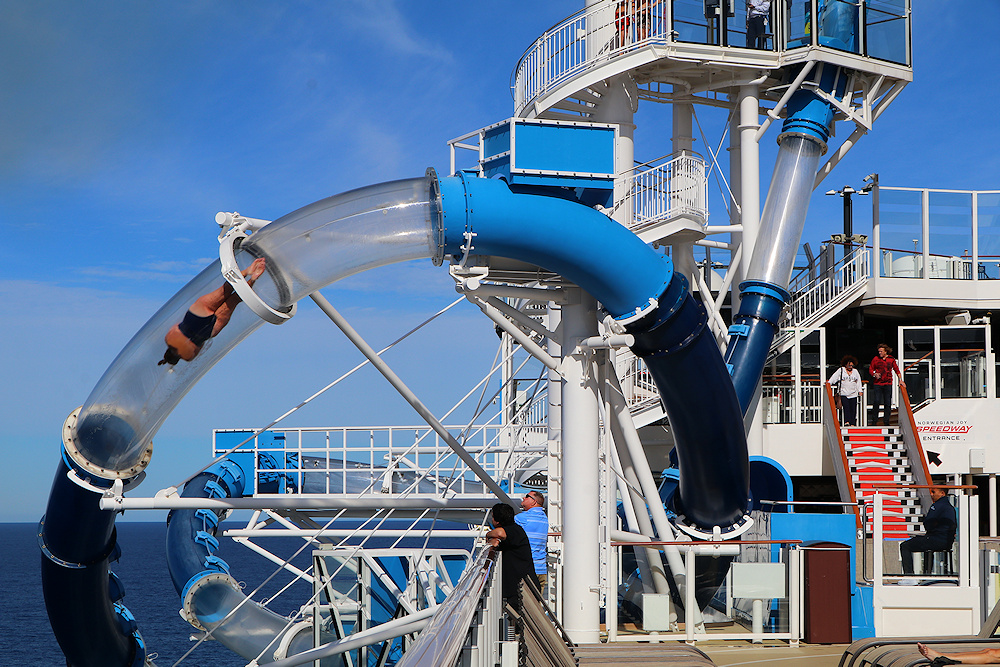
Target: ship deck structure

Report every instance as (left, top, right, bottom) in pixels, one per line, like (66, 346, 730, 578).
(38, 2, 1000, 666)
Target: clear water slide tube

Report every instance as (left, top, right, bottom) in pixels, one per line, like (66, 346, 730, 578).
(42, 177, 439, 666)
(724, 63, 848, 411)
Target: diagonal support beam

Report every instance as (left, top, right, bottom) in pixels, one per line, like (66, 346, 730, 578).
(309, 292, 514, 505)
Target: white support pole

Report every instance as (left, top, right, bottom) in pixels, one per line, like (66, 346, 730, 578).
(738, 83, 765, 457)
(606, 368, 703, 630)
(990, 474, 997, 538)
(610, 430, 671, 596)
(560, 289, 602, 643)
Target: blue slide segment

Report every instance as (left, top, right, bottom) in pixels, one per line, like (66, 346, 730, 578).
(39, 459, 146, 667)
(724, 281, 790, 412)
(436, 173, 671, 321)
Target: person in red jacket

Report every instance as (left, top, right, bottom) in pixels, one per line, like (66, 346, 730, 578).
(869, 343, 902, 426)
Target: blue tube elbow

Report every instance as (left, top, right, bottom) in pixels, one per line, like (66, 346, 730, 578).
(436, 173, 672, 319)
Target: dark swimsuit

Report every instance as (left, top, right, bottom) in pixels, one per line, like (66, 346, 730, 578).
(178, 310, 216, 347)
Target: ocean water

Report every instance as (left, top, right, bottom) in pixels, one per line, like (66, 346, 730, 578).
(2, 521, 323, 666)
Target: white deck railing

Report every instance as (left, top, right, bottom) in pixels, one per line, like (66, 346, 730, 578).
(621, 153, 708, 234)
(214, 425, 519, 497)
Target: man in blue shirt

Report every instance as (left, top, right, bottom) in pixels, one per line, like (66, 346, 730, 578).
(514, 491, 549, 589)
(900, 486, 957, 575)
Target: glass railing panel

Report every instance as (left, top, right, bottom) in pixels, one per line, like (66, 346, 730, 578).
(817, 0, 861, 53)
(928, 191, 973, 280)
(673, 0, 724, 45)
(977, 193, 1000, 279)
(785, 0, 814, 49)
(864, 0, 909, 64)
(878, 188, 923, 278)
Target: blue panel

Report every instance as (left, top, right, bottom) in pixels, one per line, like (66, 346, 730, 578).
(483, 123, 511, 160)
(513, 122, 615, 176)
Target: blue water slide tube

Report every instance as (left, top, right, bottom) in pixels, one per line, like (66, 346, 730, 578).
(164, 458, 315, 662)
(43, 171, 751, 663)
(724, 62, 849, 411)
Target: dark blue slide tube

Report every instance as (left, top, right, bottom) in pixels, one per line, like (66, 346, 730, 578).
(40, 460, 144, 667)
(625, 274, 750, 531)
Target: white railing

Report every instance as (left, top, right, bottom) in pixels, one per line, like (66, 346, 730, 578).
(214, 425, 518, 497)
(782, 245, 870, 330)
(621, 153, 709, 234)
(513, 1, 669, 115)
(762, 383, 823, 424)
(614, 349, 661, 413)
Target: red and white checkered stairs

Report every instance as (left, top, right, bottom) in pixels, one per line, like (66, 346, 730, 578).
(843, 425, 923, 538)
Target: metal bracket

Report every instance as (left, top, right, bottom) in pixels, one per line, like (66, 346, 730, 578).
(218, 228, 296, 324)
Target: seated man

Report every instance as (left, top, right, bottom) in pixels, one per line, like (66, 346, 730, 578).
(160, 257, 266, 366)
(918, 642, 1000, 665)
(900, 486, 957, 575)
(486, 502, 539, 600)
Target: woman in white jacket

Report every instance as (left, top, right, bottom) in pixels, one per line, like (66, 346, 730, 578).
(829, 355, 863, 426)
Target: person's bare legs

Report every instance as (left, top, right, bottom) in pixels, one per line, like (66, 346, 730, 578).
(918, 642, 1000, 664)
(214, 257, 267, 331)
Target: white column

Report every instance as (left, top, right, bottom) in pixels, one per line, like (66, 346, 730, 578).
(592, 74, 636, 229)
(990, 474, 997, 538)
(560, 289, 602, 643)
(672, 94, 696, 286)
(738, 84, 765, 456)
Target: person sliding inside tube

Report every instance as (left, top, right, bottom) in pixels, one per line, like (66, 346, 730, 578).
(159, 257, 266, 366)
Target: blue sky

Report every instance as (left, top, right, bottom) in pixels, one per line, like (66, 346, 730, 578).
(1, 0, 997, 523)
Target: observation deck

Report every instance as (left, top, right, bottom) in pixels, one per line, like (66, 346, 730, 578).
(514, 0, 911, 129)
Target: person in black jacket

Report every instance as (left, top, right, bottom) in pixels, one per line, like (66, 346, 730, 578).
(900, 486, 957, 575)
(486, 502, 539, 599)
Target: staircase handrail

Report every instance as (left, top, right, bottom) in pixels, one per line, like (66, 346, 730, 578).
(781, 245, 870, 329)
(897, 382, 933, 511)
(512, 0, 671, 115)
(823, 382, 862, 531)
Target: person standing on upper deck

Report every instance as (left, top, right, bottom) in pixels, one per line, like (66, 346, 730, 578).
(746, 0, 772, 49)
(869, 343, 902, 426)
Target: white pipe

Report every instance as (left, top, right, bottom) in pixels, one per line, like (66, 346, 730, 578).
(578, 334, 635, 349)
(754, 61, 817, 143)
(458, 282, 568, 304)
(606, 368, 704, 629)
(104, 496, 497, 511)
(610, 439, 670, 595)
(265, 608, 434, 667)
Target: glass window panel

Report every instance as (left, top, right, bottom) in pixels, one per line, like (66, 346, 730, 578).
(899, 328, 935, 404)
(673, 0, 720, 45)
(928, 191, 973, 279)
(786, 0, 813, 48)
(878, 189, 922, 278)
(940, 328, 987, 398)
(977, 193, 1000, 279)
(763, 348, 794, 424)
(817, 0, 860, 53)
(864, 0, 909, 64)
